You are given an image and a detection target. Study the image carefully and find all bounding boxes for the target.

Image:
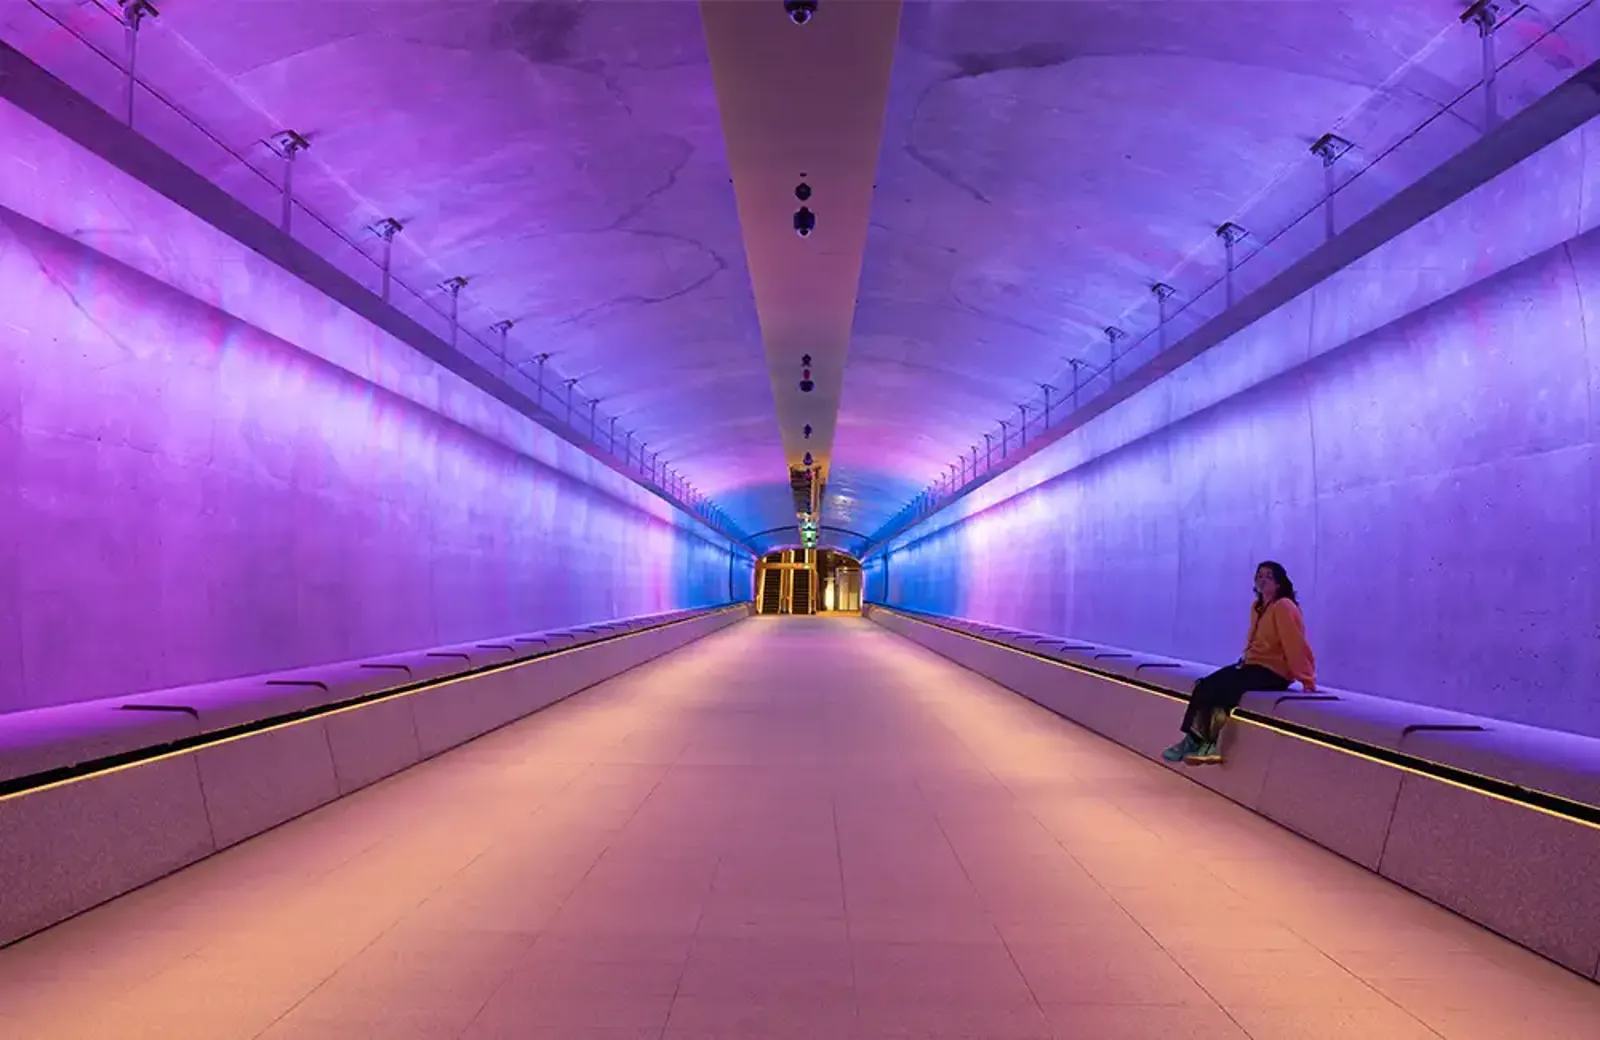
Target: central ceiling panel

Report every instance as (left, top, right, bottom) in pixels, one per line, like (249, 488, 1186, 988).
(827, 0, 1517, 537)
(700, 0, 902, 543)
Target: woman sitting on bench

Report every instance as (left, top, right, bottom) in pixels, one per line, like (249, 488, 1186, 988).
(1163, 561, 1316, 766)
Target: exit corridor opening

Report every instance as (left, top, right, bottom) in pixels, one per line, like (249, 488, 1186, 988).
(755, 549, 863, 615)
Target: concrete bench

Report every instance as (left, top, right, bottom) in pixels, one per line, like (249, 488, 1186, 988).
(869, 605, 1600, 982)
(0, 603, 751, 947)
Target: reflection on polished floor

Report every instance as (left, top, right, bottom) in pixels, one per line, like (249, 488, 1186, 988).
(1, 619, 1596, 1040)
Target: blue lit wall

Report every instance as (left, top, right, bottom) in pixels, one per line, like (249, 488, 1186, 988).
(874, 121, 1600, 740)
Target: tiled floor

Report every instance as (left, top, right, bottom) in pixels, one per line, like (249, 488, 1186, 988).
(1, 617, 1596, 1039)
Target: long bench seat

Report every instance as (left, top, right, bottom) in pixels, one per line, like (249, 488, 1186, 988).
(0, 604, 749, 946)
(867, 604, 1600, 983)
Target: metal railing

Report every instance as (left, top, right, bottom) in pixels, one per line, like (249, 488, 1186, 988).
(9, 0, 750, 548)
(863, 0, 1595, 554)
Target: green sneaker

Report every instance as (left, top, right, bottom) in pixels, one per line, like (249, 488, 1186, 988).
(1162, 735, 1200, 762)
(1184, 741, 1222, 765)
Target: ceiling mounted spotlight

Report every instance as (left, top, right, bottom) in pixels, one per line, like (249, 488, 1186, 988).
(118, 0, 159, 26)
(267, 129, 310, 159)
(803, 424, 813, 439)
(1310, 132, 1354, 167)
(794, 206, 816, 237)
(784, 0, 818, 25)
(799, 354, 814, 393)
(795, 181, 812, 202)
(1215, 221, 1248, 246)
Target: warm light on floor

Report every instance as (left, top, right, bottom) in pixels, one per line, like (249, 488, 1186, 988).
(0, 620, 1593, 1040)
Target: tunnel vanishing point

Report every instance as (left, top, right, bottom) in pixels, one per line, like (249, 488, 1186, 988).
(2, 2, 1600, 1038)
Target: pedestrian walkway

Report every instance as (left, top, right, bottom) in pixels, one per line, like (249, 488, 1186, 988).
(0, 617, 1594, 1039)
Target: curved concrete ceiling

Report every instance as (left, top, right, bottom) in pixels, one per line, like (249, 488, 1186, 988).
(10, 0, 794, 536)
(7, 0, 1596, 549)
(826, 0, 1593, 537)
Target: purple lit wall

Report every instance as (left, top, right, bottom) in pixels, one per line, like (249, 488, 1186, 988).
(873, 120, 1600, 740)
(0, 101, 743, 716)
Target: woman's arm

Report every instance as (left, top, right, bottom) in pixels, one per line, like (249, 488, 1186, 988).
(1276, 601, 1317, 691)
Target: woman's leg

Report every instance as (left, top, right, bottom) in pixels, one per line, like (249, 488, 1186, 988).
(1166, 668, 1234, 761)
(1182, 668, 1233, 738)
(1186, 666, 1290, 763)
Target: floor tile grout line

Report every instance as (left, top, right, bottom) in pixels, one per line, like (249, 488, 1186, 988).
(915, 771, 1056, 1031)
(244, 836, 515, 1040)
(660, 849, 721, 1040)
(887, 621, 1465, 1039)
(260, 753, 613, 1039)
(899, 627, 1256, 1038)
(831, 786, 863, 1034)
(14, 618, 1597, 1038)
(456, 642, 713, 1039)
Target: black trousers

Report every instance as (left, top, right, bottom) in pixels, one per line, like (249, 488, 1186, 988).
(1182, 664, 1289, 740)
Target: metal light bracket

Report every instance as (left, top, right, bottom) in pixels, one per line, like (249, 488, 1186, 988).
(1311, 133, 1355, 241)
(1310, 132, 1353, 166)
(116, 1, 159, 127)
(1215, 222, 1248, 246)
(1217, 222, 1248, 305)
(118, 0, 158, 29)
(267, 131, 310, 233)
(267, 129, 310, 160)
(1460, 1, 1501, 31)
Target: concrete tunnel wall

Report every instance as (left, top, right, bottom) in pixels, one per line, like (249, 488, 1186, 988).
(870, 118, 1600, 741)
(0, 99, 745, 717)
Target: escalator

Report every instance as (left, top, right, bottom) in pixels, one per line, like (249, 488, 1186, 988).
(760, 569, 783, 614)
(790, 568, 812, 615)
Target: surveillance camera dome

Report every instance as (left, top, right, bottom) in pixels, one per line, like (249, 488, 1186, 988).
(793, 206, 816, 237)
(784, 0, 818, 25)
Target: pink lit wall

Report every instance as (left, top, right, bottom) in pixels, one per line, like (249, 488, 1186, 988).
(874, 119, 1600, 739)
(0, 100, 742, 715)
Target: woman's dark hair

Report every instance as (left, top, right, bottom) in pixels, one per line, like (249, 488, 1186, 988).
(1254, 560, 1298, 610)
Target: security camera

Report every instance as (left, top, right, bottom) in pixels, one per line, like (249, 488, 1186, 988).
(784, 0, 818, 25)
(794, 206, 815, 237)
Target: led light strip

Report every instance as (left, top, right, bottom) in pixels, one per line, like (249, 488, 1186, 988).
(879, 607, 1600, 833)
(0, 605, 746, 804)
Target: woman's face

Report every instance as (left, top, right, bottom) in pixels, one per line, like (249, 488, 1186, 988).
(1255, 566, 1280, 602)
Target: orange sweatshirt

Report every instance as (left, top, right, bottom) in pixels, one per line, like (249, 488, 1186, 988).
(1243, 598, 1316, 688)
